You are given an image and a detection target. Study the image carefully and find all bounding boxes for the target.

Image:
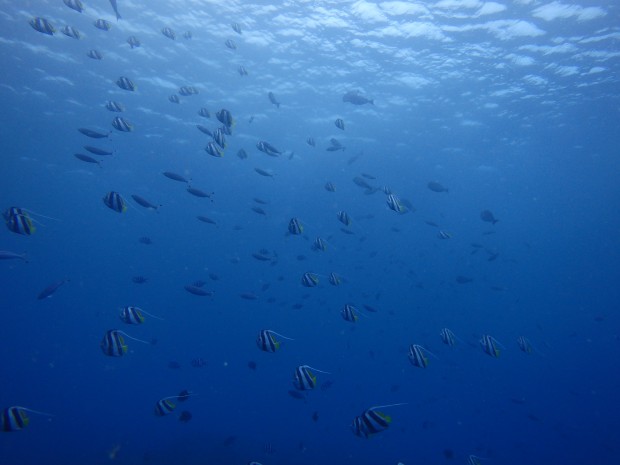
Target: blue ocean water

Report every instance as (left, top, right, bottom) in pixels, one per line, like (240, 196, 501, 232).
(1, 0, 619, 464)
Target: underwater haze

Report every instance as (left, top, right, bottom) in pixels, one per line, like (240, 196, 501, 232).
(1, 0, 619, 464)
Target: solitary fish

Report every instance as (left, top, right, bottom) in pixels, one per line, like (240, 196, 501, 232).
(480, 209, 498, 225)
(37, 279, 69, 300)
(343, 90, 373, 105)
(268, 92, 280, 109)
(427, 181, 448, 193)
(0, 251, 28, 262)
(184, 285, 213, 296)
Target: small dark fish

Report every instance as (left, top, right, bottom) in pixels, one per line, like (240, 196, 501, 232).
(132, 276, 148, 284)
(334, 118, 345, 130)
(198, 108, 210, 118)
(252, 252, 271, 261)
(256, 141, 281, 156)
(480, 209, 498, 225)
(0, 251, 27, 262)
(183, 31, 192, 39)
(251, 206, 267, 215)
(64, 0, 84, 13)
(138, 236, 152, 245)
(87, 49, 103, 60)
(162, 27, 176, 40)
(456, 275, 473, 284)
(131, 195, 160, 211)
(84, 145, 112, 156)
(78, 128, 109, 139)
(169, 94, 180, 104)
(237, 148, 248, 159)
(363, 304, 378, 313)
(238, 65, 248, 76)
(268, 92, 280, 108)
(224, 39, 236, 50)
(427, 181, 449, 193)
(254, 168, 273, 177)
(191, 358, 207, 368)
(425, 221, 439, 227)
(37, 279, 69, 300)
(109, 0, 121, 20)
(231, 23, 242, 34)
(307, 137, 315, 147)
(253, 197, 268, 205)
(197, 215, 216, 225)
(116, 76, 135, 91)
(61, 26, 81, 39)
(184, 285, 213, 296)
(287, 390, 306, 400)
(178, 410, 192, 423)
(74, 153, 101, 167)
(179, 86, 198, 96)
(208, 272, 220, 281)
(240, 292, 258, 300)
(312, 411, 319, 422)
(247, 361, 257, 370)
(163, 171, 189, 183)
(187, 187, 213, 198)
(127, 36, 140, 48)
(342, 90, 373, 105)
(353, 177, 373, 190)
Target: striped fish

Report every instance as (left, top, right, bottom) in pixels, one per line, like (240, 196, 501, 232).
(105, 100, 125, 112)
(256, 329, 293, 353)
(112, 116, 133, 132)
(293, 365, 329, 391)
(312, 237, 327, 251)
(386, 194, 406, 213)
(103, 191, 127, 213)
(440, 328, 457, 346)
(198, 108, 211, 118)
(288, 217, 303, 235)
(119, 306, 146, 324)
(61, 26, 81, 39)
(216, 109, 234, 128)
(328, 272, 341, 286)
(351, 403, 406, 438)
(408, 344, 433, 368)
(341, 304, 358, 322)
(63, 0, 84, 13)
(337, 210, 351, 226)
(480, 334, 502, 358)
(213, 128, 226, 149)
(100, 329, 128, 356)
(116, 76, 136, 91)
(205, 141, 223, 158)
(1, 406, 53, 432)
(94, 19, 112, 31)
(154, 398, 176, 416)
(301, 272, 319, 288)
(87, 49, 103, 60)
(3, 207, 36, 236)
(517, 336, 533, 354)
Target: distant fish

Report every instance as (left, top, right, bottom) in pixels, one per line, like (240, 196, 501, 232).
(74, 153, 101, 167)
(116, 76, 136, 91)
(337, 210, 352, 227)
(61, 26, 81, 39)
(328, 272, 341, 286)
(324, 182, 336, 192)
(301, 272, 319, 288)
(231, 23, 242, 34)
(427, 181, 448, 193)
(198, 108, 210, 118)
(138, 236, 152, 245)
(288, 218, 304, 235)
(334, 118, 345, 130)
(87, 49, 103, 60)
(197, 215, 216, 225)
(105, 100, 125, 112)
(307, 137, 316, 147)
(408, 344, 436, 368)
(216, 109, 234, 128)
(187, 186, 213, 199)
(205, 141, 223, 158)
(256, 141, 281, 157)
(351, 404, 406, 438)
(0, 251, 28, 262)
(161, 27, 176, 40)
(163, 171, 189, 183)
(78, 128, 109, 139)
(64, 0, 84, 13)
(268, 92, 280, 108)
(341, 304, 358, 322)
(37, 279, 69, 300)
(386, 194, 406, 213)
(440, 328, 458, 346)
(111, 116, 133, 132)
(127, 36, 140, 48)
(437, 230, 452, 239)
(131, 276, 147, 284)
(131, 195, 160, 211)
(480, 209, 498, 225)
(480, 334, 503, 357)
(179, 86, 198, 96)
(184, 285, 213, 296)
(238, 65, 248, 76)
(183, 31, 192, 39)
(94, 19, 112, 31)
(109, 0, 121, 20)
(237, 149, 248, 159)
(169, 94, 180, 104)
(30, 17, 55, 35)
(254, 168, 273, 178)
(119, 306, 163, 324)
(251, 206, 267, 215)
(343, 90, 374, 105)
(84, 145, 113, 156)
(196, 125, 212, 136)
(224, 39, 236, 50)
